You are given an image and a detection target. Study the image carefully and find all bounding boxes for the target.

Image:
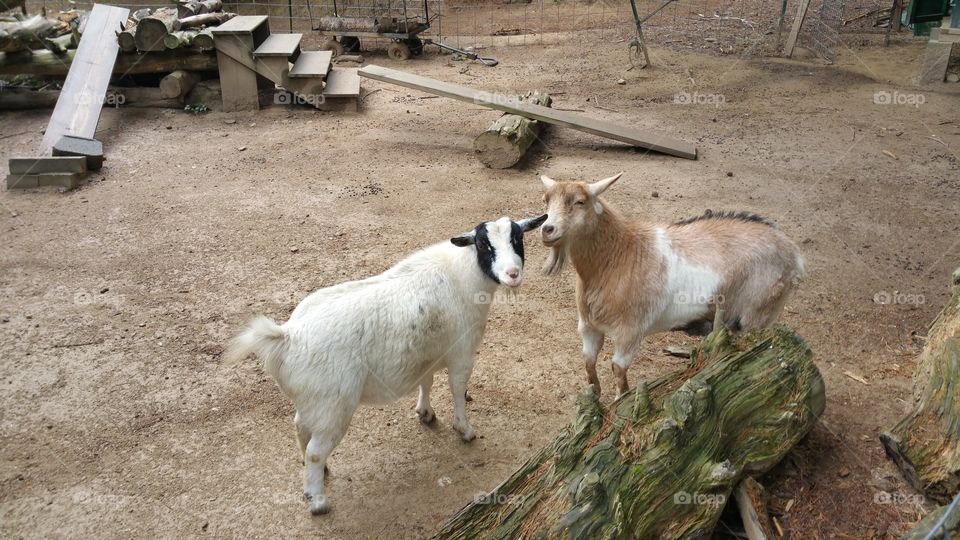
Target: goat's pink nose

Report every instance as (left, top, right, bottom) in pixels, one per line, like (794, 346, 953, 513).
(542, 225, 556, 236)
(506, 268, 520, 279)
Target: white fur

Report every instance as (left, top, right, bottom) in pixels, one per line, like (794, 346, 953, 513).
(224, 222, 535, 515)
(645, 228, 722, 333)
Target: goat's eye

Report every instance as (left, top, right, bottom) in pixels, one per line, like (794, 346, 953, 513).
(574, 200, 586, 206)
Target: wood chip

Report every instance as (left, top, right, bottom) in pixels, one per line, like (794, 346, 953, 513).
(881, 149, 897, 160)
(784, 498, 794, 513)
(843, 370, 869, 385)
(773, 516, 784, 537)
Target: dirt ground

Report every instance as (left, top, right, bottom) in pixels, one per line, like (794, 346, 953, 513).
(1, 36, 959, 539)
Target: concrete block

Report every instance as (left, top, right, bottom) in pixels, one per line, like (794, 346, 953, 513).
(52, 135, 104, 171)
(920, 40, 955, 84)
(8, 156, 88, 175)
(6, 174, 40, 189)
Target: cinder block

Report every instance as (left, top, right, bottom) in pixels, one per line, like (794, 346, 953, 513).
(37, 172, 81, 189)
(52, 135, 104, 171)
(920, 40, 955, 84)
(8, 156, 88, 175)
(6, 174, 40, 189)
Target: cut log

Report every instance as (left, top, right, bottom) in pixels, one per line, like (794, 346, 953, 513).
(159, 69, 199, 99)
(734, 477, 777, 540)
(164, 29, 197, 49)
(473, 91, 551, 169)
(0, 86, 60, 109)
(134, 7, 180, 52)
(192, 28, 214, 50)
(117, 27, 136, 52)
(179, 11, 235, 29)
(881, 267, 960, 504)
(177, 0, 222, 18)
(0, 49, 219, 76)
(0, 15, 56, 53)
(0, 86, 185, 109)
(42, 33, 74, 54)
(434, 319, 825, 538)
(185, 79, 221, 111)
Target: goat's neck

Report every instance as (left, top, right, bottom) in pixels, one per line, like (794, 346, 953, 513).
(567, 205, 644, 284)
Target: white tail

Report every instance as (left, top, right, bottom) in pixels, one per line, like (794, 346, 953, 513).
(224, 316, 288, 380)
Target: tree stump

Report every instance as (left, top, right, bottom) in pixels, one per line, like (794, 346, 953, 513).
(160, 69, 200, 99)
(434, 321, 825, 539)
(473, 92, 551, 169)
(881, 267, 960, 504)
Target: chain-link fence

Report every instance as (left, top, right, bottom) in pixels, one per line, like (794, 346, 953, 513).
(31, 0, 917, 59)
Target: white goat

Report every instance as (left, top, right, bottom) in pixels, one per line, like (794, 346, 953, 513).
(539, 173, 804, 397)
(225, 214, 546, 515)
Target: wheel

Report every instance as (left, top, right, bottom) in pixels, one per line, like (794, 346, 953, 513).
(387, 41, 412, 60)
(321, 38, 345, 57)
(406, 37, 424, 56)
(340, 36, 361, 53)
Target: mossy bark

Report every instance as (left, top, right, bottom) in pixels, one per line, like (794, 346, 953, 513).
(434, 322, 825, 539)
(473, 92, 552, 169)
(881, 268, 960, 504)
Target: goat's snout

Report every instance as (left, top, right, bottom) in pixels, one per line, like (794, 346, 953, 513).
(542, 225, 555, 236)
(506, 267, 520, 280)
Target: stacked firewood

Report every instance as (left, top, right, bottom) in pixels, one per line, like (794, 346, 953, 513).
(117, 0, 236, 53)
(0, 10, 84, 54)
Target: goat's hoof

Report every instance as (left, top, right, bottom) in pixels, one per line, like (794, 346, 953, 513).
(455, 424, 476, 442)
(417, 408, 436, 424)
(309, 496, 331, 515)
(464, 392, 473, 402)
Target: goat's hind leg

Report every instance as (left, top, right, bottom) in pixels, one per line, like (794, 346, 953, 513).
(416, 373, 437, 424)
(301, 402, 356, 515)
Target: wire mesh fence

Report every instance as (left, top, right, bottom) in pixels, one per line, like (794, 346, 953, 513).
(31, 0, 915, 59)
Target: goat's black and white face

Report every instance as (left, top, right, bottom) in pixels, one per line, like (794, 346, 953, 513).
(451, 215, 547, 287)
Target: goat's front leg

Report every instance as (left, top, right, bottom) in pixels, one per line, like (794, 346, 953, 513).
(611, 339, 640, 399)
(448, 364, 476, 442)
(579, 319, 604, 395)
(416, 373, 436, 424)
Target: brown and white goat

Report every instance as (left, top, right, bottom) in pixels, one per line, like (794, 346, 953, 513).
(539, 173, 804, 397)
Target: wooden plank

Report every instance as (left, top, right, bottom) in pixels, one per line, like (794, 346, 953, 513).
(210, 15, 268, 34)
(322, 67, 360, 98)
(255, 33, 302, 57)
(39, 4, 130, 155)
(289, 50, 332, 78)
(783, 0, 811, 57)
(0, 50, 218, 77)
(358, 65, 697, 159)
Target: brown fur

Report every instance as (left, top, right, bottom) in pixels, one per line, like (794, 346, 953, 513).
(540, 175, 804, 396)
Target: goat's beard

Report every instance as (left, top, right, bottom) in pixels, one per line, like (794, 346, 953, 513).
(543, 245, 567, 275)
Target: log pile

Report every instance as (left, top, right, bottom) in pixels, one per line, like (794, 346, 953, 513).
(118, 2, 234, 53)
(434, 318, 825, 538)
(0, 10, 83, 54)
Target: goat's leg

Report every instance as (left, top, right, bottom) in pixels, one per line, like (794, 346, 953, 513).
(611, 340, 640, 399)
(294, 411, 310, 460)
(448, 365, 476, 442)
(578, 320, 604, 395)
(302, 403, 355, 515)
(416, 373, 437, 424)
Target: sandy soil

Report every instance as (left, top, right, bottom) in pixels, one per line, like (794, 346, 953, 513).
(1, 38, 959, 539)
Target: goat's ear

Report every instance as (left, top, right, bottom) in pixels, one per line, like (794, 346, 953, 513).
(540, 175, 556, 190)
(587, 173, 623, 197)
(518, 214, 548, 233)
(450, 231, 476, 247)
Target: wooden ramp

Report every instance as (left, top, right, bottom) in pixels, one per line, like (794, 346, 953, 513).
(38, 4, 129, 155)
(358, 64, 697, 159)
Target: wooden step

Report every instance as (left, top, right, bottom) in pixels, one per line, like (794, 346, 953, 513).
(210, 15, 269, 35)
(254, 33, 302, 62)
(289, 50, 332, 78)
(323, 67, 360, 98)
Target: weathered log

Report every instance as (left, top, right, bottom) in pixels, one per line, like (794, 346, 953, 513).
(159, 69, 199, 99)
(134, 7, 180, 52)
(177, 0, 222, 18)
(0, 86, 60, 109)
(117, 27, 137, 52)
(333, 54, 364, 64)
(192, 28, 214, 50)
(434, 320, 825, 538)
(185, 79, 221, 110)
(108, 86, 183, 108)
(881, 267, 960, 504)
(179, 11, 235, 29)
(163, 29, 196, 49)
(473, 92, 552, 169)
(0, 49, 218, 76)
(734, 477, 777, 540)
(0, 15, 56, 53)
(0, 85, 183, 109)
(41, 32, 74, 54)
(901, 495, 960, 540)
